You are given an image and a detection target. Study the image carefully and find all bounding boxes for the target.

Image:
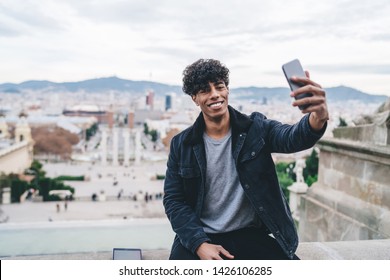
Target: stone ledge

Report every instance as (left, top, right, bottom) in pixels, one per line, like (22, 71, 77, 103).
(2, 239, 390, 260)
(317, 138, 390, 166)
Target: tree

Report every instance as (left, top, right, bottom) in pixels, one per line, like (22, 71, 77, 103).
(86, 123, 98, 141)
(143, 123, 149, 135)
(7, 160, 75, 203)
(303, 149, 319, 186)
(0, 173, 11, 204)
(32, 126, 80, 159)
(275, 161, 295, 200)
(149, 129, 158, 142)
(338, 117, 348, 127)
(9, 176, 29, 203)
(30, 160, 46, 178)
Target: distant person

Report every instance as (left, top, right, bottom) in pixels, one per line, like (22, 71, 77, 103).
(56, 203, 60, 213)
(64, 201, 68, 211)
(117, 189, 123, 200)
(26, 189, 34, 200)
(144, 192, 149, 203)
(163, 59, 329, 260)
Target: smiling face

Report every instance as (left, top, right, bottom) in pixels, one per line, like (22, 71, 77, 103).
(192, 81, 229, 122)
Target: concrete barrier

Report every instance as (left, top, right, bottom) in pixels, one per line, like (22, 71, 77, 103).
(2, 239, 390, 260)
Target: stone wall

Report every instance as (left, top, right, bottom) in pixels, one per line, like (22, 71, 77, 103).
(299, 137, 390, 242)
(0, 141, 33, 175)
(299, 98, 390, 242)
(3, 239, 390, 260)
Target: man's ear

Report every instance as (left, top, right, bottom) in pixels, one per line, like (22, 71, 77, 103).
(191, 95, 199, 106)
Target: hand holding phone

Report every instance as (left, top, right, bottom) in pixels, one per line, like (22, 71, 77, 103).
(282, 59, 313, 110)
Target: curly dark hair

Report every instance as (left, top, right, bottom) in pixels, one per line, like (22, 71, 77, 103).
(182, 59, 230, 96)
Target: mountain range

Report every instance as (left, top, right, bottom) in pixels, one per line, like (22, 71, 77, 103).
(0, 76, 388, 104)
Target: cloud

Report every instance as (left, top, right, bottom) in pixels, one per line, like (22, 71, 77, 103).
(0, 1, 68, 38)
(0, 0, 390, 95)
(0, 23, 21, 37)
(369, 33, 390, 41)
(309, 64, 390, 75)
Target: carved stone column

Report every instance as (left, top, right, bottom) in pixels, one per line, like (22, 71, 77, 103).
(123, 128, 130, 166)
(100, 129, 107, 165)
(135, 130, 141, 165)
(112, 128, 119, 165)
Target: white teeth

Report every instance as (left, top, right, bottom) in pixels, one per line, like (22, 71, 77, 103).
(209, 102, 222, 107)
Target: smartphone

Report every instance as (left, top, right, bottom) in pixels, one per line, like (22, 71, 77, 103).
(282, 59, 313, 110)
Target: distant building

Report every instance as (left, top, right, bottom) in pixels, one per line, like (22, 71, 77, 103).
(146, 90, 155, 110)
(133, 109, 164, 127)
(0, 115, 34, 175)
(63, 105, 109, 125)
(0, 115, 9, 138)
(127, 111, 135, 129)
(165, 94, 172, 111)
(164, 92, 178, 112)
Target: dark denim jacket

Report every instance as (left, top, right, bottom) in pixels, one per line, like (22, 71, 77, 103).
(163, 106, 326, 259)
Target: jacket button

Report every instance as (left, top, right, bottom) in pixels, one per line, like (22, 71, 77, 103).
(251, 151, 255, 157)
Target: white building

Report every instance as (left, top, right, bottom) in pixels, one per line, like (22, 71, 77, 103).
(0, 115, 34, 175)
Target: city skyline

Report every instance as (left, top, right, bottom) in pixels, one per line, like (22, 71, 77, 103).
(1, 0, 390, 96)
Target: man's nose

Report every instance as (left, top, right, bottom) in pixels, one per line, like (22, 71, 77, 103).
(210, 88, 219, 98)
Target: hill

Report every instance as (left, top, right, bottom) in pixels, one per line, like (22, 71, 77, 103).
(230, 85, 388, 103)
(0, 77, 387, 104)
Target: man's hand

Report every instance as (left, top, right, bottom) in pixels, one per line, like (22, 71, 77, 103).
(196, 242, 234, 260)
(290, 71, 329, 131)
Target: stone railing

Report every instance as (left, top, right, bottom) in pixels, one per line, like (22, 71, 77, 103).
(2, 239, 390, 260)
(0, 141, 28, 157)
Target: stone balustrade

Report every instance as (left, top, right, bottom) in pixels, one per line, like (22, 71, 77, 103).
(2, 239, 390, 260)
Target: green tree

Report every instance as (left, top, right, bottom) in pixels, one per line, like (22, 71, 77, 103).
(10, 177, 29, 203)
(30, 160, 46, 178)
(278, 172, 294, 200)
(86, 123, 99, 141)
(149, 129, 158, 142)
(306, 175, 318, 187)
(338, 117, 348, 127)
(37, 177, 52, 201)
(303, 149, 319, 186)
(0, 173, 11, 203)
(275, 161, 295, 200)
(143, 123, 149, 135)
(37, 177, 74, 201)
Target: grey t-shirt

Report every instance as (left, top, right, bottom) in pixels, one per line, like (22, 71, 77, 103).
(201, 129, 261, 233)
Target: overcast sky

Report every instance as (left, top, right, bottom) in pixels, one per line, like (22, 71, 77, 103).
(1, 0, 390, 96)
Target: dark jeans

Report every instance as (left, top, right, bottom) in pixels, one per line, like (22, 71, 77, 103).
(169, 227, 300, 260)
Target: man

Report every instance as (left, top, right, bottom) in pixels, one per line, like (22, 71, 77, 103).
(163, 59, 328, 260)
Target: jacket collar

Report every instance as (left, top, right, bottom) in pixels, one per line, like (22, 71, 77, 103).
(184, 105, 253, 145)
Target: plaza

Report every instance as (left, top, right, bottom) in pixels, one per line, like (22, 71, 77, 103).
(0, 159, 173, 258)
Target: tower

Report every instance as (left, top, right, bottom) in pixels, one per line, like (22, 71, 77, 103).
(0, 114, 9, 138)
(146, 90, 154, 110)
(165, 94, 172, 111)
(15, 113, 32, 143)
(128, 111, 134, 129)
